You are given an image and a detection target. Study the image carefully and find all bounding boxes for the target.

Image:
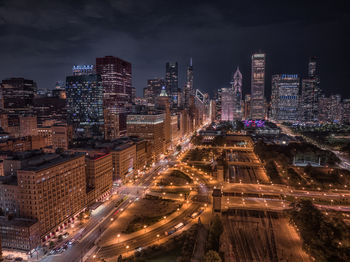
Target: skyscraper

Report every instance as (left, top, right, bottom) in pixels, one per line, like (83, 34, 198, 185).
(220, 88, 235, 121)
(65, 74, 104, 138)
(165, 62, 178, 105)
(96, 56, 132, 138)
(250, 53, 266, 119)
(271, 74, 300, 121)
(232, 67, 243, 120)
(184, 58, 194, 108)
(301, 57, 321, 122)
(143, 78, 166, 104)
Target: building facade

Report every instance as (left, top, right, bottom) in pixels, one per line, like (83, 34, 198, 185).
(250, 53, 266, 119)
(232, 67, 243, 120)
(65, 74, 104, 138)
(165, 62, 178, 106)
(271, 74, 299, 122)
(301, 57, 321, 122)
(96, 56, 132, 138)
(220, 88, 235, 121)
(127, 114, 165, 162)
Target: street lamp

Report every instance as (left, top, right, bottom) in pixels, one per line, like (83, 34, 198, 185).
(117, 234, 121, 243)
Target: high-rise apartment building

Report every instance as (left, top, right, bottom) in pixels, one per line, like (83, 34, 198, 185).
(271, 74, 300, 122)
(0, 78, 37, 111)
(301, 57, 321, 122)
(96, 56, 132, 138)
(232, 67, 243, 120)
(165, 62, 178, 105)
(250, 53, 266, 119)
(66, 74, 104, 138)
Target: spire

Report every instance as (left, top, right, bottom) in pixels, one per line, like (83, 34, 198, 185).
(160, 86, 168, 96)
(190, 57, 193, 67)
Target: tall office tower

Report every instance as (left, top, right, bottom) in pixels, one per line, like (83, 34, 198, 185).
(144, 78, 166, 104)
(156, 87, 171, 149)
(301, 57, 321, 122)
(0, 78, 37, 111)
(72, 65, 94, 76)
(209, 99, 216, 123)
(343, 99, 350, 124)
(96, 56, 132, 138)
(220, 88, 235, 121)
(232, 67, 243, 120)
(318, 95, 331, 122)
(127, 114, 165, 162)
(250, 53, 266, 119)
(165, 62, 178, 105)
(65, 74, 104, 138)
(184, 58, 194, 108)
(270, 74, 300, 122)
(329, 94, 342, 123)
(215, 89, 222, 121)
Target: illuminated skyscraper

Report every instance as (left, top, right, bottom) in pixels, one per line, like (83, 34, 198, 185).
(301, 57, 321, 122)
(220, 88, 235, 121)
(66, 74, 104, 138)
(250, 53, 266, 119)
(96, 56, 132, 138)
(184, 58, 194, 108)
(232, 67, 243, 120)
(143, 78, 166, 104)
(271, 74, 299, 121)
(165, 62, 178, 105)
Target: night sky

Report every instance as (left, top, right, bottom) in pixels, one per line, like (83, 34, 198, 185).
(0, 0, 349, 98)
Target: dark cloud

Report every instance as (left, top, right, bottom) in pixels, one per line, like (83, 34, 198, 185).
(0, 0, 349, 98)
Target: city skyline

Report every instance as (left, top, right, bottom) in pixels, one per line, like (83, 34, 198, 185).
(1, 1, 350, 261)
(0, 1, 349, 98)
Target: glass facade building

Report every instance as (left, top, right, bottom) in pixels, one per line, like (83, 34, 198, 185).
(165, 62, 178, 105)
(271, 74, 299, 121)
(65, 74, 104, 137)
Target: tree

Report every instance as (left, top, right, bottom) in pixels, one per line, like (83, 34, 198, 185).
(207, 215, 223, 252)
(176, 145, 182, 152)
(204, 250, 222, 262)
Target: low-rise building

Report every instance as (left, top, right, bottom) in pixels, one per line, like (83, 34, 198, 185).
(0, 217, 40, 252)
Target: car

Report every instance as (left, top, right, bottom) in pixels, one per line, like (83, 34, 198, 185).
(134, 246, 143, 252)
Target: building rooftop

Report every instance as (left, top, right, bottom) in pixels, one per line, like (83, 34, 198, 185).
(0, 216, 38, 228)
(19, 152, 84, 172)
